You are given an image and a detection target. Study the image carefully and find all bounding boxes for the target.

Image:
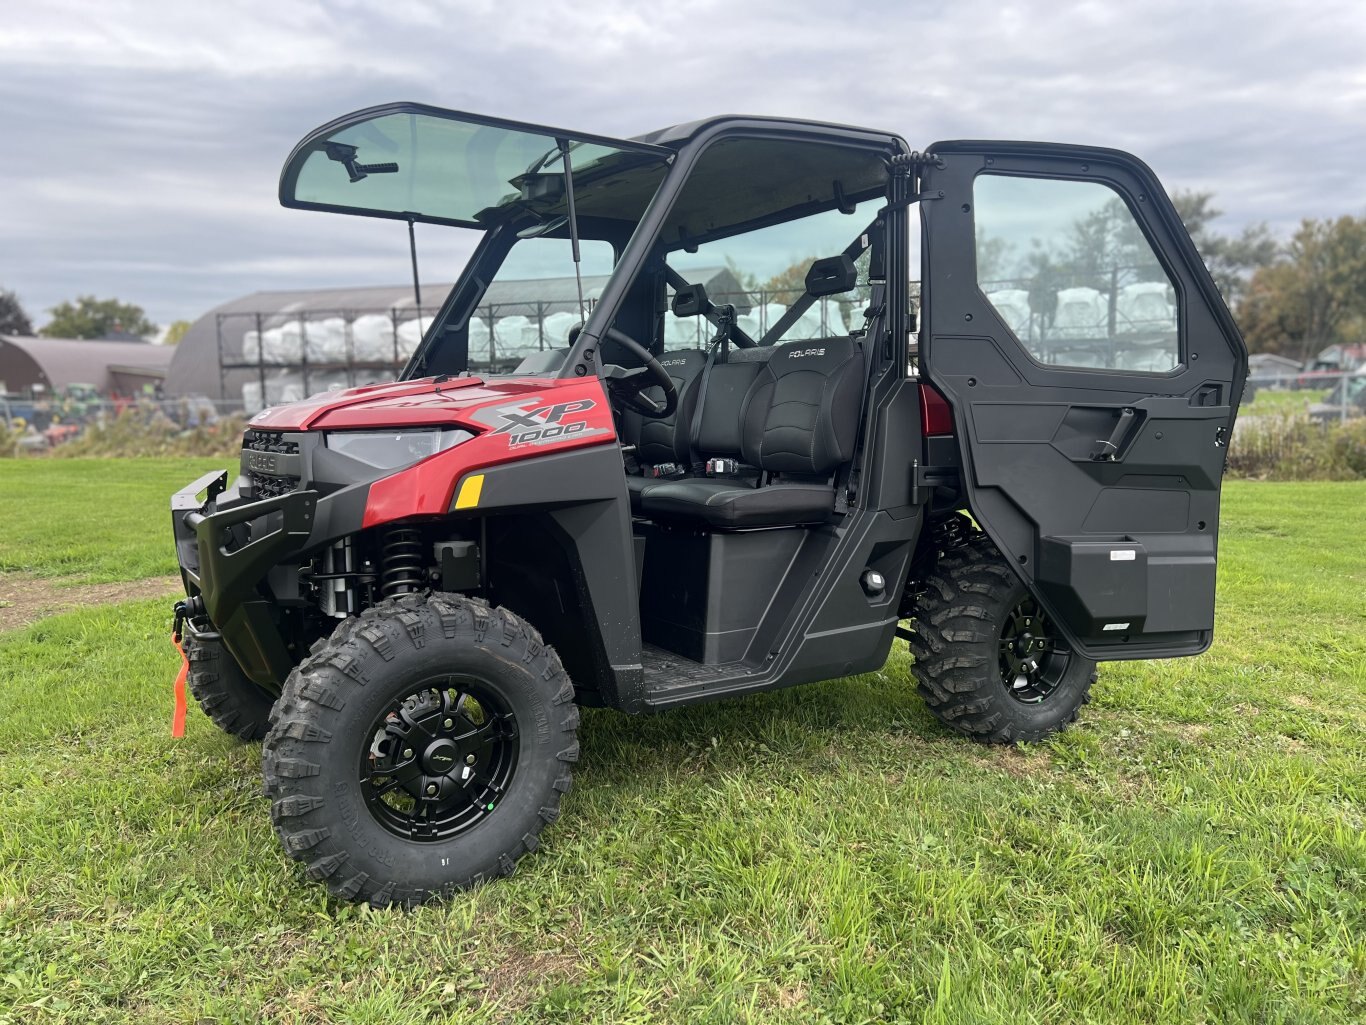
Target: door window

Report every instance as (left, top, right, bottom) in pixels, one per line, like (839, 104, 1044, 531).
(973, 175, 1179, 373)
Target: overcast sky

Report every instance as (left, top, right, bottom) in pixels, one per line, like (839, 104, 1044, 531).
(3, 0, 1365, 330)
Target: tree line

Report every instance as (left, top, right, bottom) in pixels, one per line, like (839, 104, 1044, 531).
(0, 293, 190, 344)
(1169, 192, 1366, 361)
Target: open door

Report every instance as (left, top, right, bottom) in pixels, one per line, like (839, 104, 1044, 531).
(919, 142, 1247, 660)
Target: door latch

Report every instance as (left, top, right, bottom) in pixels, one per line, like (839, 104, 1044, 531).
(1092, 407, 1138, 461)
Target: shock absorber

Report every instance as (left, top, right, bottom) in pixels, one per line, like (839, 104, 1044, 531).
(380, 527, 425, 597)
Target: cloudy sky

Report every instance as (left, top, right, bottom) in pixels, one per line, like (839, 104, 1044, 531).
(3, 0, 1365, 330)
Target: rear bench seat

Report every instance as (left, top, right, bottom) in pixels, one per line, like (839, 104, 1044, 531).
(641, 337, 865, 528)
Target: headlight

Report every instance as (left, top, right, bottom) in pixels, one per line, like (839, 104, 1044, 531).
(323, 428, 474, 469)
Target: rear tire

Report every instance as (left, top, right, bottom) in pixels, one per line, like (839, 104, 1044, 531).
(261, 591, 578, 908)
(907, 534, 1097, 744)
(186, 634, 276, 742)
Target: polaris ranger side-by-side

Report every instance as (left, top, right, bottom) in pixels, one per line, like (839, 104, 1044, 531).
(169, 104, 1247, 906)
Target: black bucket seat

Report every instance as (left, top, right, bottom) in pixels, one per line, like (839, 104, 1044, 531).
(618, 348, 707, 510)
(640, 337, 865, 528)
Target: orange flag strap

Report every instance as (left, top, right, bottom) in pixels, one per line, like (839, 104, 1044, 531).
(171, 632, 189, 738)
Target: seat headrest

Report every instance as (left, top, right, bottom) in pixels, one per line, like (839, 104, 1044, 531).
(656, 348, 707, 376)
(768, 336, 859, 375)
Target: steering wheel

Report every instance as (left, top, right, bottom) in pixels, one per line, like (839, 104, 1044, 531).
(600, 327, 678, 419)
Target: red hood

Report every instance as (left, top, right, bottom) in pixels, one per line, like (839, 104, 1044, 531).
(247, 375, 580, 432)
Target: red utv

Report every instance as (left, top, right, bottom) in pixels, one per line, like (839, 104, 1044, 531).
(169, 104, 1248, 906)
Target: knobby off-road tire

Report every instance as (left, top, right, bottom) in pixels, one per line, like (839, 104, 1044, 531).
(261, 591, 578, 908)
(908, 536, 1098, 744)
(185, 634, 276, 741)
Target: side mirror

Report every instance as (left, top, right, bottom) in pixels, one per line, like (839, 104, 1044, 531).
(671, 282, 710, 318)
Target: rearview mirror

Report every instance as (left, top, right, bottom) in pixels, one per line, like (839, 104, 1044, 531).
(671, 282, 710, 318)
(805, 255, 857, 298)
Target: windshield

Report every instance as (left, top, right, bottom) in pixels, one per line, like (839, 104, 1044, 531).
(281, 105, 670, 228)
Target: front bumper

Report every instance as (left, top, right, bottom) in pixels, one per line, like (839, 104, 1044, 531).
(171, 469, 319, 687)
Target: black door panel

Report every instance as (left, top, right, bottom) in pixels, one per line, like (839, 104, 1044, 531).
(920, 142, 1247, 659)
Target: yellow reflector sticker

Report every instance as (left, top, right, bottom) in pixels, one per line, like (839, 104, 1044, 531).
(454, 474, 484, 510)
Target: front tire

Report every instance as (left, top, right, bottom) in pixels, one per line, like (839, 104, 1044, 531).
(908, 535, 1097, 744)
(261, 592, 578, 907)
(185, 634, 276, 741)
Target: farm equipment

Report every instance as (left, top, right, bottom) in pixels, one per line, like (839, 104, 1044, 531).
(169, 103, 1248, 906)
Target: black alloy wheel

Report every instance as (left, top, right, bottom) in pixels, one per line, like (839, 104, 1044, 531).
(907, 530, 1098, 744)
(997, 597, 1069, 704)
(262, 591, 579, 907)
(361, 680, 520, 841)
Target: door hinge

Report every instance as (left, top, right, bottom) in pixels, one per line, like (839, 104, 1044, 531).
(886, 151, 944, 208)
(910, 458, 960, 505)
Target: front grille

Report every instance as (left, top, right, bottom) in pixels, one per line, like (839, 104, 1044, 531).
(243, 430, 299, 455)
(242, 429, 303, 498)
(250, 472, 300, 499)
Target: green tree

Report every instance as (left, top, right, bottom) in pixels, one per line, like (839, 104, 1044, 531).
(760, 258, 815, 298)
(40, 296, 157, 339)
(0, 288, 33, 335)
(163, 320, 192, 345)
(1236, 216, 1366, 360)
(1170, 190, 1278, 305)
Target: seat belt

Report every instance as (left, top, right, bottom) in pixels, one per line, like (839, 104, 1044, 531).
(688, 306, 734, 468)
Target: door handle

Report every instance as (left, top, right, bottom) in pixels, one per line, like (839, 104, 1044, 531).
(1091, 407, 1137, 461)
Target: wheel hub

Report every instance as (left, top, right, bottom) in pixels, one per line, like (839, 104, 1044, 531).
(423, 738, 461, 774)
(359, 680, 519, 842)
(997, 598, 1069, 704)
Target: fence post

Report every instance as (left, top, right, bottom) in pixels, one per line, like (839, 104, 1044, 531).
(254, 312, 266, 407)
(298, 313, 311, 398)
(487, 303, 497, 370)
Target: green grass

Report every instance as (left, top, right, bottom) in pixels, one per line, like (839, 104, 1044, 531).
(1242, 388, 1327, 417)
(0, 459, 226, 582)
(1, 463, 1363, 1024)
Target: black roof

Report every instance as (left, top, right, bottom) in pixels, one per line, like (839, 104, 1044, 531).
(631, 114, 906, 151)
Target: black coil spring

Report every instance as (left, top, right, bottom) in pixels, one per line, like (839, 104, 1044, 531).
(932, 512, 974, 553)
(380, 528, 425, 596)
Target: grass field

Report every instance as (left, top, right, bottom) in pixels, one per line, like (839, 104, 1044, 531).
(0, 459, 225, 582)
(0, 459, 1363, 1024)
(1241, 387, 1328, 417)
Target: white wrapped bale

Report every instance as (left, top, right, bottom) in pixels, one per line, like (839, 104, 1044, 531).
(260, 326, 292, 364)
(304, 317, 348, 362)
(277, 373, 305, 405)
(1116, 282, 1175, 334)
(663, 314, 707, 350)
(493, 315, 537, 359)
(241, 329, 263, 364)
(1052, 287, 1108, 339)
(351, 314, 397, 361)
(986, 289, 1032, 337)
(396, 318, 424, 359)
(467, 316, 491, 360)
(541, 311, 580, 346)
(241, 370, 306, 413)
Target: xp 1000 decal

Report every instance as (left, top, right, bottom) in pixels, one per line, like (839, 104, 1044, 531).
(361, 384, 615, 528)
(477, 397, 612, 448)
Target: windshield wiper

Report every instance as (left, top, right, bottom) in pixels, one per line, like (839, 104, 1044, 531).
(324, 142, 399, 183)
